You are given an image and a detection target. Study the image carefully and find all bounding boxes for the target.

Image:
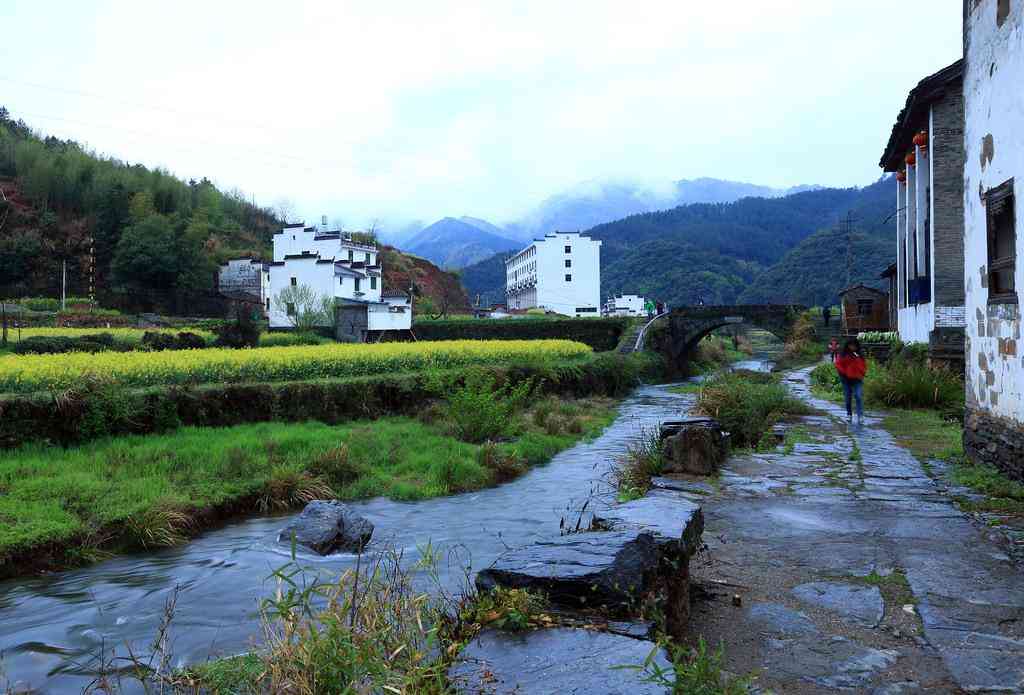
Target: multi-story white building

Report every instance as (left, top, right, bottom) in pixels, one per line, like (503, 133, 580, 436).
(962, 0, 1023, 479)
(603, 294, 648, 317)
(878, 59, 966, 366)
(267, 222, 411, 338)
(505, 231, 601, 317)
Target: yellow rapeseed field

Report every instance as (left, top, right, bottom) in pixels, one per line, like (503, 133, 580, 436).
(0, 339, 590, 394)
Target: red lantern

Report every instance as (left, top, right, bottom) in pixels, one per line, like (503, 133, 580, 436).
(895, 171, 907, 183)
(905, 152, 916, 166)
(913, 131, 928, 148)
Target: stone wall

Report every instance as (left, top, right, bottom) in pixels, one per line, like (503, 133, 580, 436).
(964, 407, 1024, 482)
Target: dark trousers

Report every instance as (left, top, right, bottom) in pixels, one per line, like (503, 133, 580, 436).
(841, 378, 863, 417)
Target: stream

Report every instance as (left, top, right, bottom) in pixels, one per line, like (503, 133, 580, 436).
(0, 381, 702, 693)
(0, 355, 775, 693)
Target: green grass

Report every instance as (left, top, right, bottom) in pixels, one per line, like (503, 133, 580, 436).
(695, 371, 813, 449)
(186, 654, 265, 694)
(950, 464, 1024, 514)
(881, 409, 964, 463)
(850, 569, 915, 606)
(0, 396, 617, 575)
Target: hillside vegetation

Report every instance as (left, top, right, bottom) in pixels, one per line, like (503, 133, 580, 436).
(461, 178, 895, 307)
(0, 107, 281, 301)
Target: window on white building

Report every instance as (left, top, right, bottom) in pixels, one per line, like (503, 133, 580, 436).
(987, 178, 1016, 304)
(348, 250, 354, 262)
(565, 259, 571, 268)
(370, 276, 377, 289)
(355, 278, 362, 293)
(286, 302, 295, 316)
(564, 245, 571, 253)
(565, 274, 572, 282)
(290, 277, 297, 286)
(365, 252, 371, 263)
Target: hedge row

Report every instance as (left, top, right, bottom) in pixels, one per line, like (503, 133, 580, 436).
(0, 352, 665, 449)
(411, 318, 630, 352)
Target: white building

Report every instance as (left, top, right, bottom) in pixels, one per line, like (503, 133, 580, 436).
(603, 294, 648, 317)
(878, 59, 966, 365)
(505, 231, 601, 317)
(267, 223, 411, 339)
(217, 258, 269, 310)
(962, 0, 1024, 477)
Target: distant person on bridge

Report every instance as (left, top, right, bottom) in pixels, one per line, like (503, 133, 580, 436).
(834, 338, 867, 424)
(822, 305, 832, 326)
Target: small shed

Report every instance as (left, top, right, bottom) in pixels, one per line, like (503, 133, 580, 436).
(838, 284, 890, 335)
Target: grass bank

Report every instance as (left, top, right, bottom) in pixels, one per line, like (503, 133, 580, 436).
(695, 370, 814, 449)
(0, 394, 617, 577)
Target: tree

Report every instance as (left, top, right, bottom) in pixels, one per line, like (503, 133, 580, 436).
(111, 214, 180, 290)
(273, 284, 335, 332)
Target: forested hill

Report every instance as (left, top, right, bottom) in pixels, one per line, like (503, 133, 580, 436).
(461, 178, 896, 308)
(0, 107, 282, 300)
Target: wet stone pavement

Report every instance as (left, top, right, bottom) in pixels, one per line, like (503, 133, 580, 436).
(689, 367, 1024, 694)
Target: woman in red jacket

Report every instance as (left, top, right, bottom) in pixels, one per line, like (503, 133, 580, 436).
(834, 338, 867, 423)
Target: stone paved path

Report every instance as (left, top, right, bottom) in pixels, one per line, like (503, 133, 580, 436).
(688, 367, 1024, 694)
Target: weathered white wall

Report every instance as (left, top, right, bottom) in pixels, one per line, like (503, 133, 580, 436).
(964, 0, 1024, 421)
(368, 297, 412, 331)
(267, 258, 336, 328)
(606, 294, 647, 316)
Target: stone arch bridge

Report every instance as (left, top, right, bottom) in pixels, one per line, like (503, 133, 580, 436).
(635, 304, 806, 372)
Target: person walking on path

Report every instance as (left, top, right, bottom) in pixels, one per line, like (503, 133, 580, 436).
(834, 338, 867, 424)
(827, 337, 840, 362)
(822, 305, 832, 326)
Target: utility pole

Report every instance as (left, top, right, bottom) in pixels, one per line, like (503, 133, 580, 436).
(840, 211, 857, 288)
(61, 260, 67, 311)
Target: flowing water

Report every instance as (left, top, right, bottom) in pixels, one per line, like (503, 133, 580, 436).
(0, 382, 708, 694)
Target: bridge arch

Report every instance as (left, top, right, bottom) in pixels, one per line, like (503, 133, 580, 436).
(646, 305, 806, 374)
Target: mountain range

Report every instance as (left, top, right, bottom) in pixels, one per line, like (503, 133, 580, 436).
(403, 217, 520, 269)
(388, 177, 821, 270)
(459, 177, 895, 309)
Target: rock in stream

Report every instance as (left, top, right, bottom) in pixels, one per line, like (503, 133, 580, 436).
(278, 500, 373, 555)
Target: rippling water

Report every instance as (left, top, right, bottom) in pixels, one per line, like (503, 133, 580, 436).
(0, 382, 703, 693)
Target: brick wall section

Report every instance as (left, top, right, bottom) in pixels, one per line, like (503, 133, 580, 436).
(931, 86, 966, 308)
(964, 407, 1024, 482)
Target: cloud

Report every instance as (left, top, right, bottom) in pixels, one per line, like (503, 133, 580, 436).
(1, 0, 963, 227)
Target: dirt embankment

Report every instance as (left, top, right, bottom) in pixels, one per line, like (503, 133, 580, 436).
(380, 246, 471, 312)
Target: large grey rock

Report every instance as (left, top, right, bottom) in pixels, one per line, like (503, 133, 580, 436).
(747, 602, 818, 637)
(791, 581, 885, 628)
(475, 531, 659, 609)
(661, 417, 728, 476)
(592, 490, 704, 556)
(278, 500, 373, 555)
(449, 627, 672, 694)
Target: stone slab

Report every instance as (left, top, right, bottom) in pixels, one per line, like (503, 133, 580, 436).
(449, 627, 671, 694)
(791, 581, 884, 628)
(593, 491, 703, 555)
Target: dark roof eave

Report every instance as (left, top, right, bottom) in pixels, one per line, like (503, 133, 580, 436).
(879, 59, 964, 171)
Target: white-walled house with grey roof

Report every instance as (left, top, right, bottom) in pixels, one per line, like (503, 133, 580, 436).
(505, 231, 601, 317)
(267, 223, 410, 339)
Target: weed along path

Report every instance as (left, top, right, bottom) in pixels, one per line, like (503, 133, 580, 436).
(0, 384, 692, 694)
(690, 367, 1024, 693)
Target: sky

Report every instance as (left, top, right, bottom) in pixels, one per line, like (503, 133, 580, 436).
(2, 1, 964, 230)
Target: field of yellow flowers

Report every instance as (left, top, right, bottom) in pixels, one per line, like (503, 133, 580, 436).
(0, 339, 590, 394)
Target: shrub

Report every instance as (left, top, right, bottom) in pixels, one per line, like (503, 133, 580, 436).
(696, 371, 812, 448)
(259, 331, 325, 347)
(612, 428, 666, 500)
(812, 356, 964, 417)
(11, 332, 133, 355)
(141, 331, 209, 351)
(213, 309, 262, 348)
(439, 368, 534, 443)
